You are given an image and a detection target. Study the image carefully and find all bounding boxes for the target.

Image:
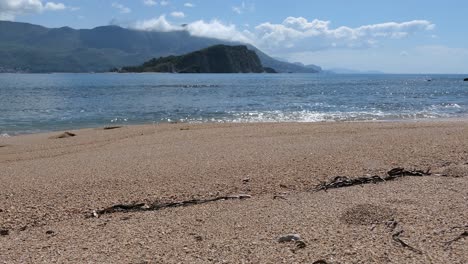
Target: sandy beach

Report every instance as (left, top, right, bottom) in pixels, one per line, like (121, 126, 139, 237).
(0, 121, 467, 263)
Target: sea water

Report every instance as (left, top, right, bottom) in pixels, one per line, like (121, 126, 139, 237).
(0, 73, 467, 135)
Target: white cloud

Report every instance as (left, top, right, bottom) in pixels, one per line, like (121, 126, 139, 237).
(254, 17, 435, 52)
(170, 11, 185, 18)
(186, 19, 254, 43)
(232, 6, 242, 14)
(112, 2, 131, 14)
(184, 2, 194, 7)
(160, 0, 169, 6)
(133, 15, 180, 32)
(0, 0, 68, 20)
(143, 0, 157, 6)
(232, 1, 254, 14)
(44, 2, 65, 11)
(132, 15, 253, 43)
(130, 16, 435, 54)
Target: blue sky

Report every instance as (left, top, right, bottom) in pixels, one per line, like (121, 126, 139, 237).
(1, 0, 467, 73)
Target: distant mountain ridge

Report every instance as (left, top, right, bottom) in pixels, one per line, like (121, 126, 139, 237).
(0, 21, 321, 73)
(120, 45, 268, 73)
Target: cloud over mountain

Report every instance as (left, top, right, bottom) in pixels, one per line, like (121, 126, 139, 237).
(131, 15, 435, 53)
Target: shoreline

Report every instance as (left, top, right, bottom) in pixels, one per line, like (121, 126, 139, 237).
(2, 115, 468, 138)
(1, 121, 467, 263)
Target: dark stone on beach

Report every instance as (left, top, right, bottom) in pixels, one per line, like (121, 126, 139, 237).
(277, 234, 301, 243)
(464, 78, 468, 81)
(46, 230, 55, 235)
(0, 229, 9, 236)
(53, 132, 76, 139)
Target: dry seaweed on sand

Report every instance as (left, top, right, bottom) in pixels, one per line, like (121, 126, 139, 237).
(89, 194, 251, 218)
(314, 167, 431, 191)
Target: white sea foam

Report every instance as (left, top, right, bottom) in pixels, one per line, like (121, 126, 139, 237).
(174, 110, 450, 124)
(1, 133, 10, 137)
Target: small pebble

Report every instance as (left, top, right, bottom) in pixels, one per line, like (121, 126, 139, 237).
(0, 229, 9, 236)
(278, 234, 301, 243)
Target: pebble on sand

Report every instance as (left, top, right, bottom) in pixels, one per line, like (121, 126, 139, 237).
(0, 229, 9, 236)
(277, 234, 301, 243)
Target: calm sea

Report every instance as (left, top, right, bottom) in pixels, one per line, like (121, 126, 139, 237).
(0, 73, 467, 135)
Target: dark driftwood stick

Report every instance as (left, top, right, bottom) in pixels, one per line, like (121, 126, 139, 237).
(89, 194, 251, 218)
(392, 230, 423, 254)
(314, 167, 431, 192)
(103, 126, 122, 130)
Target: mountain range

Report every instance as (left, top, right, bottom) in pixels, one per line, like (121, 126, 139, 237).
(0, 21, 321, 73)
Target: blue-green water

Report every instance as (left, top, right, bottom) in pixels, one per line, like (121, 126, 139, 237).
(0, 73, 467, 135)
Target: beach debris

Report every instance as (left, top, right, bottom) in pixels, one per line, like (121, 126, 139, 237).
(52, 132, 76, 139)
(387, 167, 431, 177)
(242, 177, 250, 183)
(295, 240, 307, 249)
(385, 218, 398, 231)
(103, 126, 122, 130)
(464, 78, 468, 81)
(45, 230, 55, 235)
(0, 229, 9, 236)
(312, 261, 328, 264)
(277, 234, 301, 243)
(314, 167, 431, 191)
(444, 231, 468, 248)
(273, 194, 287, 200)
(349, 210, 423, 254)
(392, 230, 423, 254)
(89, 194, 251, 217)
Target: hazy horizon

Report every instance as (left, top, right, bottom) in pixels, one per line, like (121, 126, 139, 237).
(1, 0, 468, 74)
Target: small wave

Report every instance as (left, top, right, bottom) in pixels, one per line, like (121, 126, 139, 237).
(167, 110, 452, 124)
(1, 133, 10, 137)
(436, 103, 462, 109)
(110, 118, 128, 123)
(147, 84, 221, 89)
